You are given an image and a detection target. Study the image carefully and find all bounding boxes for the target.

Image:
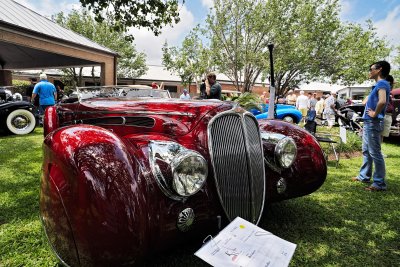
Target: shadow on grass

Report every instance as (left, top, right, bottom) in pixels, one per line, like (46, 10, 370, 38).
(143, 156, 399, 266)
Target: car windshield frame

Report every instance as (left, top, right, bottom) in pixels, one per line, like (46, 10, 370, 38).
(76, 85, 171, 101)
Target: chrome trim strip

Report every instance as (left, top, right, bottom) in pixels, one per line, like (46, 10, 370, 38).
(40, 215, 72, 267)
(73, 110, 195, 117)
(70, 116, 155, 128)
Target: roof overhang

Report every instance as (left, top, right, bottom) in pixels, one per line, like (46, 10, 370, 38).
(0, 21, 117, 70)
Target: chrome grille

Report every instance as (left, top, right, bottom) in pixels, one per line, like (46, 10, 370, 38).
(208, 110, 265, 224)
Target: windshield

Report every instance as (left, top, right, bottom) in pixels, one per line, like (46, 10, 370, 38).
(76, 85, 171, 101)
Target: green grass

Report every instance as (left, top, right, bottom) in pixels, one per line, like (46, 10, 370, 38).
(0, 128, 58, 266)
(0, 128, 399, 266)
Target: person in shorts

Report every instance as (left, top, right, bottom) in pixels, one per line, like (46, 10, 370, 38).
(324, 92, 337, 128)
(295, 90, 309, 123)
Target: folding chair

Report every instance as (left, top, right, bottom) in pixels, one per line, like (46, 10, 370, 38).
(304, 120, 342, 167)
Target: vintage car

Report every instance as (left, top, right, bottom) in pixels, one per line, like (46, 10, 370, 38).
(338, 88, 400, 136)
(40, 85, 327, 266)
(0, 87, 38, 135)
(251, 103, 303, 124)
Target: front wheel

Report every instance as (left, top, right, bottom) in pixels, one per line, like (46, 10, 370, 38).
(6, 109, 36, 135)
(282, 115, 295, 124)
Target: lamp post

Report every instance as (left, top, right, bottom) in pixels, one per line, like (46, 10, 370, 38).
(267, 43, 275, 119)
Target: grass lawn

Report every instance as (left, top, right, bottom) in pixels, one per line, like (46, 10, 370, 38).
(0, 127, 399, 266)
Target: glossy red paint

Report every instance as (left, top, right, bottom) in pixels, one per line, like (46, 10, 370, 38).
(40, 95, 327, 266)
(43, 106, 58, 136)
(258, 119, 327, 202)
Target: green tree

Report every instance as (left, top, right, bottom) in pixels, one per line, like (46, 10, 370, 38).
(392, 46, 400, 87)
(53, 9, 147, 86)
(205, 0, 390, 95)
(79, 0, 183, 40)
(162, 26, 212, 89)
(207, 0, 270, 92)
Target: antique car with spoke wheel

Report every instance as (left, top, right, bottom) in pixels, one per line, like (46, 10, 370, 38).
(40, 85, 327, 266)
(0, 87, 38, 135)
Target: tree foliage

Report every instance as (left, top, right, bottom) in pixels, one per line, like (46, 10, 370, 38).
(163, 0, 390, 95)
(79, 0, 183, 40)
(207, 0, 270, 92)
(207, 0, 390, 95)
(162, 26, 213, 88)
(392, 46, 400, 88)
(53, 9, 147, 86)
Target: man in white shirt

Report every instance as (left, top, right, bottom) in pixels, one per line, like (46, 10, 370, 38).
(180, 89, 191, 100)
(296, 90, 309, 123)
(324, 92, 337, 129)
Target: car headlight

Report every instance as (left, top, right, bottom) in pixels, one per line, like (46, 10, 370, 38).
(275, 137, 297, 168)
(149, 141, 208, 199)
(171, 151, 208, 197)
(396, 114, 400, 122)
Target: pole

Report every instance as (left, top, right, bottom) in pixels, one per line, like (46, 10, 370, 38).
(267, 44, 275, 119)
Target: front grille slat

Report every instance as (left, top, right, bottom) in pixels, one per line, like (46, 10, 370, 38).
(209, 111, 265, 224)
(244, 115, 265, 218)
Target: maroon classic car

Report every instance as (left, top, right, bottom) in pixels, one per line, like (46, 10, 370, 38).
(40, 85, 327, 266)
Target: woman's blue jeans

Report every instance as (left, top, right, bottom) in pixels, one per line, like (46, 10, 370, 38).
(357, 119, 387, 189)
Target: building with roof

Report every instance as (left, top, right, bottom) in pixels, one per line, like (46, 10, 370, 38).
(336, 82, 374, 101)
(0, 0, 118, 85)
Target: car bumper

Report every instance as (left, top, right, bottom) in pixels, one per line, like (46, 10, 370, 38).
(390, 123, 400, 136)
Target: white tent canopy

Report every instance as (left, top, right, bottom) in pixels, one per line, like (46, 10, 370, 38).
(297, 82, 345, 93)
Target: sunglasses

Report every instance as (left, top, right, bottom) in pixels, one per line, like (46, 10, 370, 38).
(369, 66, 379, 72)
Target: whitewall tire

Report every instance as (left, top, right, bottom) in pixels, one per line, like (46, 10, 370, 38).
(6, 109, 36, 135)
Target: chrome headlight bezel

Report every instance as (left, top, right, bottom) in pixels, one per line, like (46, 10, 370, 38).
(275, 137, 297, 168)
(149, 141, 208, 200)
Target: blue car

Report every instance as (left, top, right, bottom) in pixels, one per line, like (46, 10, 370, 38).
(251, 104, 302, 124)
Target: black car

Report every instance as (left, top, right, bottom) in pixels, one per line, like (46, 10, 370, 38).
(0, 87, 38, 135)
(337, 103, 364, 133)
(338, 89, 400, 137)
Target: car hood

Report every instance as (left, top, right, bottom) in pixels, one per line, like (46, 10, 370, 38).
(75, 98, 233, 135)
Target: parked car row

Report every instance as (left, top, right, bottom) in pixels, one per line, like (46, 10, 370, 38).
(40, 85, 327, 266)
(337, 88, 400, 136)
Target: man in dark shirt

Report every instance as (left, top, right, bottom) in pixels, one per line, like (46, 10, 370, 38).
(26, 78, 38, 107)
(205, 72, 222, 100)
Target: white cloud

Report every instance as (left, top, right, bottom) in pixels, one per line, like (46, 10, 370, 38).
(201, 0, 214, 9)
(129, 5, 195, 65)
(339, 0, 352, 19)
(374, 5, 400, 47)
(15, 0, 80, 18)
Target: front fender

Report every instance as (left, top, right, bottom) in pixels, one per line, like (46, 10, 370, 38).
(258, 119, 327, 202)
(41, 124, 148, 266)
(276, 109, 302, 123)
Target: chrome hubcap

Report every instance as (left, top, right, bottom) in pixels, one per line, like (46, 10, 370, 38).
(12, 115, 30, 129)
(283, 116, 294, 123)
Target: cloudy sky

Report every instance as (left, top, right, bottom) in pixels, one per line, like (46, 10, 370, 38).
(14, 0, 400, 65)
